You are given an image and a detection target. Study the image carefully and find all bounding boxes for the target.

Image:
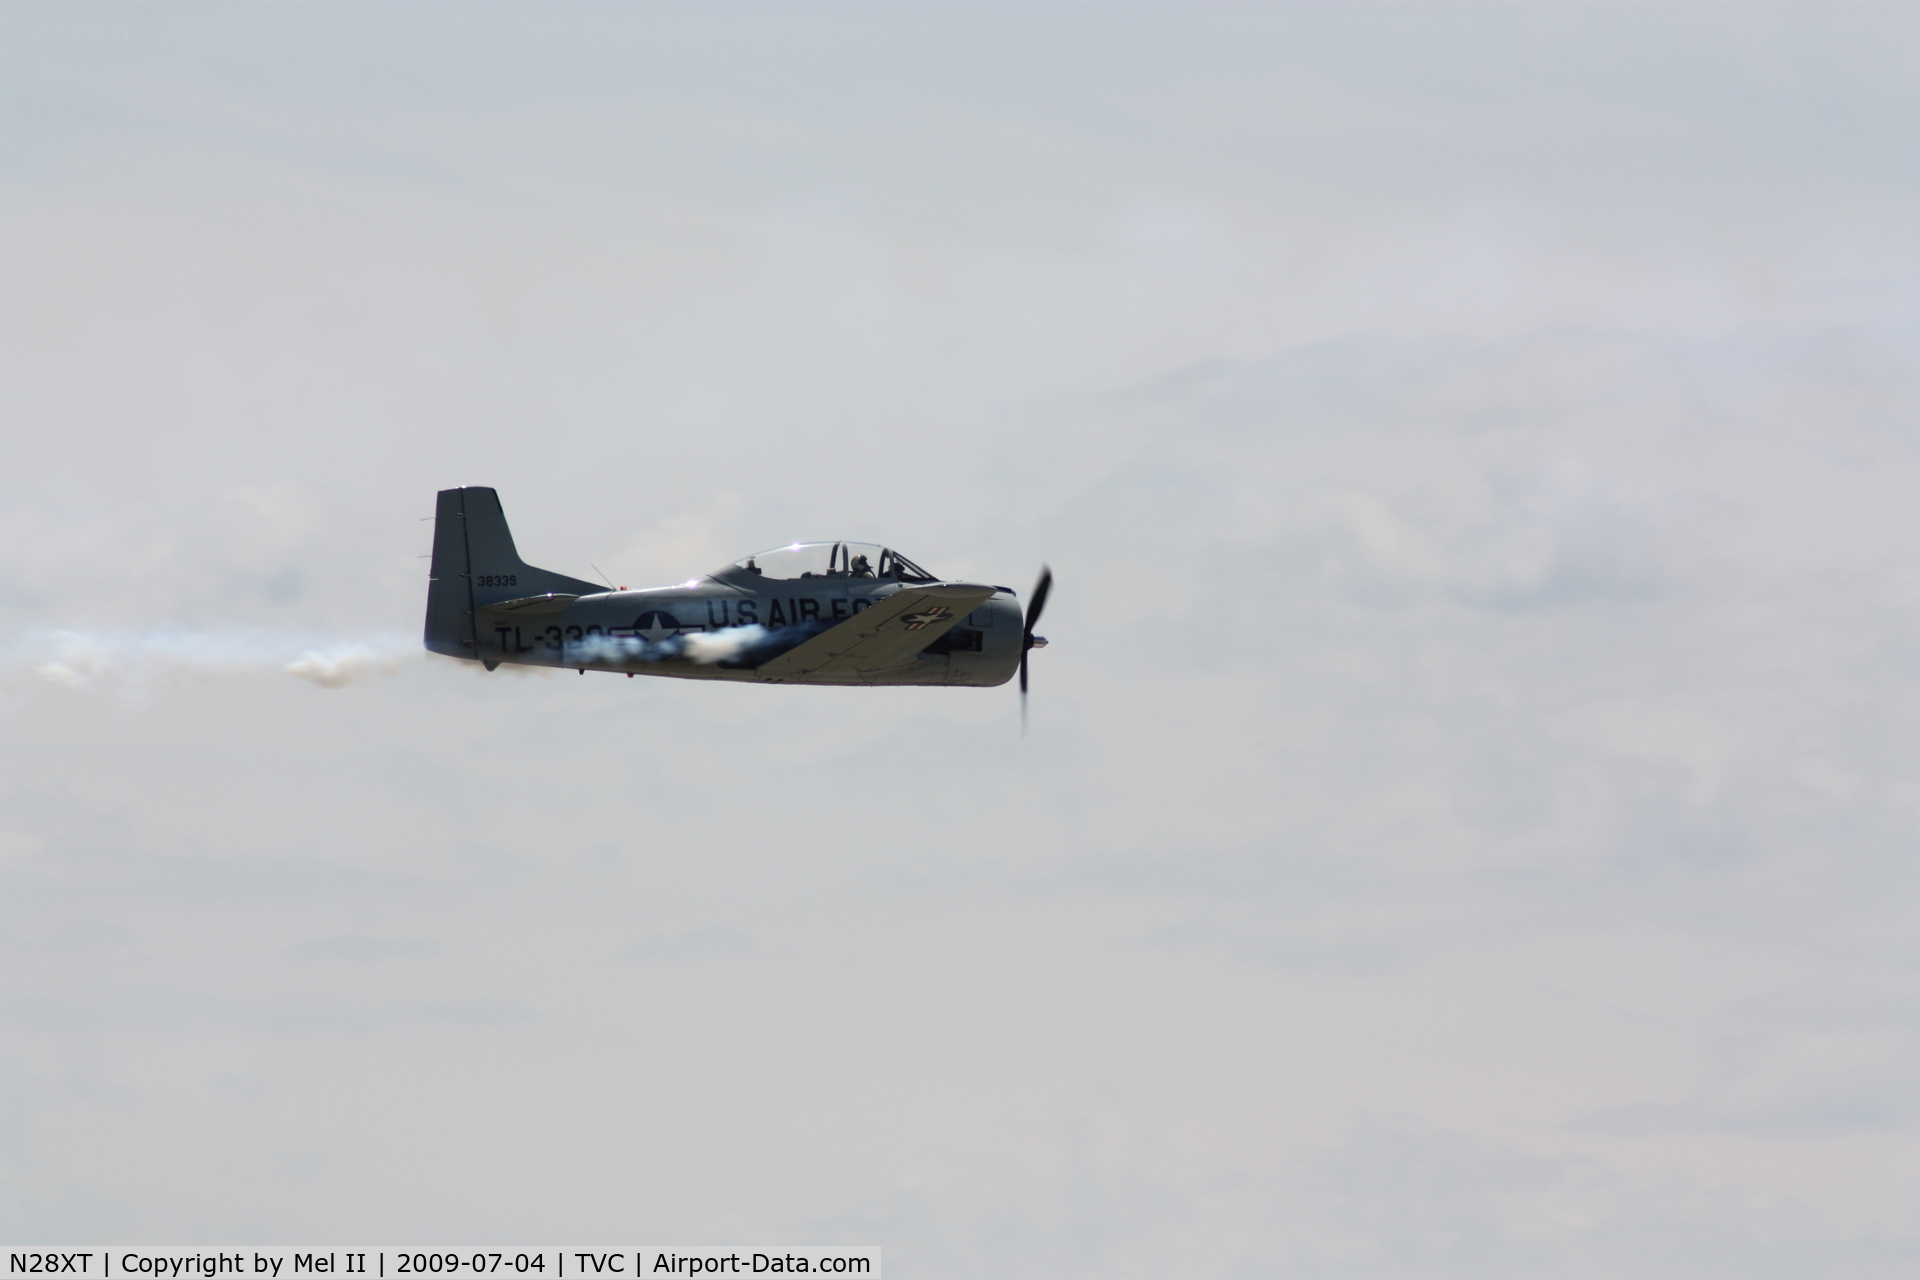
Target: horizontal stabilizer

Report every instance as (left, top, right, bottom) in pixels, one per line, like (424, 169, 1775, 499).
(481, 593, 581, 615)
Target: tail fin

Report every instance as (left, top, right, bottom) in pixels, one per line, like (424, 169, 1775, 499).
(424, 487, 605, 659)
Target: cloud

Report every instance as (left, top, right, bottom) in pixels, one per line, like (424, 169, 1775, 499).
(0, 2, 1910, 1267)
(287, 935, 439, 963)
(820, 1121, 1916, 1280)
(627, 928, 754, 963)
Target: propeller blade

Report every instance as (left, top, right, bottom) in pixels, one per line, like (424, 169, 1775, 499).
(1024, 565, 1052, 642)
(1019, 564, 1050, 735)
(1019, 650, 1029, 734)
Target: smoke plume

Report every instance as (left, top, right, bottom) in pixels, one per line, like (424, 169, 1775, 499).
(679, 624, 772, 664)
(568, 622, 825, 668)
(1, 620, 831, 697)
(3, 629, 418, 694)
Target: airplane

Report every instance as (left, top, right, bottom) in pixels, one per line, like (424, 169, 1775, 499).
(424, 487, 1052, 707)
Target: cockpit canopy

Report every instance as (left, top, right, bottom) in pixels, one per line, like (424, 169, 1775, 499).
(723, 542, 938, 583)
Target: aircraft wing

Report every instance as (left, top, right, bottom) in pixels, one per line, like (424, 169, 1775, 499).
(755, 583, 997, 677)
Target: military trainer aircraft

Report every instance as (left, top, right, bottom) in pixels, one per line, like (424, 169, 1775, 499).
(425, 487, 1051, 705)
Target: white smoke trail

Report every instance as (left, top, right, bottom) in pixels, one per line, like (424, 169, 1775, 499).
(568, 623, 775, 667)
(283, 644, 409, 688)
(679, 624, 769, 664)
(3, 628, 419, 694)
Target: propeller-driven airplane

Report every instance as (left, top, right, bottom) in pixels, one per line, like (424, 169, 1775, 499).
(424, 487, 1051, 708)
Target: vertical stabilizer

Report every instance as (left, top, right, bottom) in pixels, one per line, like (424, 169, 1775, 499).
(423, 487, 602, 660)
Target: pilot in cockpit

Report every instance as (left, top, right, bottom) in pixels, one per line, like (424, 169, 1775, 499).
(849, 553, 874, 578)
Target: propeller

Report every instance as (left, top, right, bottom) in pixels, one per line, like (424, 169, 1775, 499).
(1020, 564, 1052, 733)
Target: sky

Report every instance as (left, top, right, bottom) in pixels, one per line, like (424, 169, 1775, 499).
(0, 3, 1915, 1276)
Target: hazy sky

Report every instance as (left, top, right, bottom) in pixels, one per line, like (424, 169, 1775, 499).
(1, 4, 1915, 1277)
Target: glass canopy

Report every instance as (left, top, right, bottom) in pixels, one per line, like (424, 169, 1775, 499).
(724, 542, 938, 583)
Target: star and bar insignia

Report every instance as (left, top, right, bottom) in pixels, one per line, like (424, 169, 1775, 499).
(899, 606, 951, 631)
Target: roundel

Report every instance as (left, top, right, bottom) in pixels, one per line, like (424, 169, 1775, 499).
(633, 610, 684, 640)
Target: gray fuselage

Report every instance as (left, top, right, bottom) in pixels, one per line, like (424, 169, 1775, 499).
(480, 573, 1024, 686)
